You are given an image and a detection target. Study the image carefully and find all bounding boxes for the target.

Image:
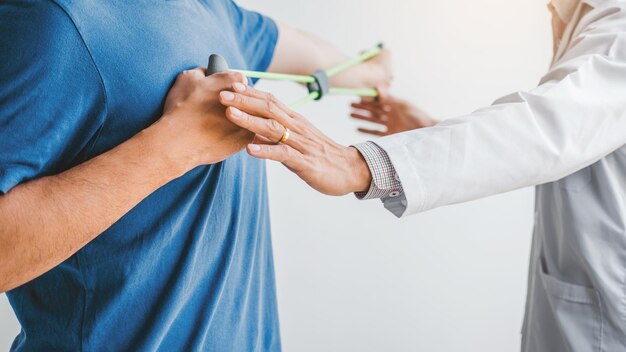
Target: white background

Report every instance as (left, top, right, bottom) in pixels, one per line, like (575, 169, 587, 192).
(1, 0, 552, 350)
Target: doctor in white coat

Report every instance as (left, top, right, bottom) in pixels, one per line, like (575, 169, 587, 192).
(218, 0, 626, 350)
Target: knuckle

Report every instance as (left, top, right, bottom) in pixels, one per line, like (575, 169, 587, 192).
(223, 71, 246, 84)
(264, 99, 275, 114)
(212, 72, 228, 81)
(179, 70, 193, 81)
(214, 72, 233, 84)
(236, 94, 249, 106)
(233, 72, 247, 83)
(280, 145, 292, 158)
(229, 107, 246, 121)
(266, 93, 278, 104)
(238, 110, 250, 122)
(268, 119, 283, 134)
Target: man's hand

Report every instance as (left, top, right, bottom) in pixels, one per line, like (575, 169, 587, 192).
(351, 90, 438, 136)
(331, 49, 394, 89)
(159, 68, 254, 169)
(0, 67, 250, 292)
(218, 83, 372, 196)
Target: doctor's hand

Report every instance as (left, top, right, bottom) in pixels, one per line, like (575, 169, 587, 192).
(218, 83, 372, 196)
(351, 90, 438, 136)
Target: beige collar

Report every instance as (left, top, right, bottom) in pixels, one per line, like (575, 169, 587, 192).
(550, 0, 580, 24)
(550, 0, 597, 63)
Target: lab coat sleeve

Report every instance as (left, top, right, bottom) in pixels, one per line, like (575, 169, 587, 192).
(374, 3, 626, 217)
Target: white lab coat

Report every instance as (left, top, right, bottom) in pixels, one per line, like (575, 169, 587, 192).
(375, 0, 626, 350)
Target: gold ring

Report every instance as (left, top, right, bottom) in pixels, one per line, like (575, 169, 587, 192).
(278, 128, 290, 144)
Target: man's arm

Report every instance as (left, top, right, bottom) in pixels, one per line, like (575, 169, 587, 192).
(0, 69, 251, 292)
(268, 21, 393, 88)
(0, 122, 180, 292)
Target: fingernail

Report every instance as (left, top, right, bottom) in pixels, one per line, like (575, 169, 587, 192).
(230, 107, 242, 117)
(220, 91, 235, 101)
(233, 82, 247, 92)
(248, 144, 261, 152)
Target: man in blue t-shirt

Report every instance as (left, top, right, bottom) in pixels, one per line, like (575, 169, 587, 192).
(0, 1, 390, 350)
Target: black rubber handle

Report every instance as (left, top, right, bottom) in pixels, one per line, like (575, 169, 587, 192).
(206, 54, 229, 76)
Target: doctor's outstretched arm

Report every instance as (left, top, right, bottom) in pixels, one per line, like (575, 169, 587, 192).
(219, 3, 626, 218)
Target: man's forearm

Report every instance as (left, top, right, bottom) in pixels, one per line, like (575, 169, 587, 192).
(268, 21, 387, 88)
(0, 119, 187, 292)
(269, 22, 346, 76)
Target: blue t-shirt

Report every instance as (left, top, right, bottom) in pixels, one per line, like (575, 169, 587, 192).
(0, 1, 280, 350)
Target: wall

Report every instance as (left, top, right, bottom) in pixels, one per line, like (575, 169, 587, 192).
(0, 0, 551, 350)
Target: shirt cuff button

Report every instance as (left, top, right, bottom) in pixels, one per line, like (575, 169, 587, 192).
(389, 191, 400, 198)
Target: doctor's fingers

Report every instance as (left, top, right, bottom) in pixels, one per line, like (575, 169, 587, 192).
(246, 143, 309, 173)
(351, 102, 391, 117)
(350, 111, 388, 124)
(357, 127, 388, 136)
(251, 135, 275, 145)
(228, 83, 307, 121)
(225, 107, 311, 152)
(219, 88, 296, 129)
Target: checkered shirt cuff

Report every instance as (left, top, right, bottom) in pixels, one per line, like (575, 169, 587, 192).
(353, 141, 404, 200)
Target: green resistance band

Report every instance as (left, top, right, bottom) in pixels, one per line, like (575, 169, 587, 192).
(207, 43, 383, 109)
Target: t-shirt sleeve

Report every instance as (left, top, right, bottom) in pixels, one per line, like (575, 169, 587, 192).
(0, 1, 107, 194)
(223, 1, 279, 72)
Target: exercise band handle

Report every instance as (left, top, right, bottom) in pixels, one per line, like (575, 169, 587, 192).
(207, 54, 229, 76)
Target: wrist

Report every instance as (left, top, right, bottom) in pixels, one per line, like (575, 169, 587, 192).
(141, 114, 199, 178)
(360, 61, 380, 87)
(345, 146, 372, 193)
(329, 63, 370, 89)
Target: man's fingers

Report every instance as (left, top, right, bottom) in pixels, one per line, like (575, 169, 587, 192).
(209, 71, 247, 85)
(357, 127, 387, 136)
(246, 144, 307, 172)
(189, 67, 208, 77)
(180, 68, 247, 85)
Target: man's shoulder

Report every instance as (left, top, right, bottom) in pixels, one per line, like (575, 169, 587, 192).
(0, 0, 92, 61)
(1, 0, 74, 31)
(0, 0, 106, 118)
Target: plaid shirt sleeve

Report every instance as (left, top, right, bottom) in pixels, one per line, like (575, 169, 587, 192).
(352, 141, 404, 200)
